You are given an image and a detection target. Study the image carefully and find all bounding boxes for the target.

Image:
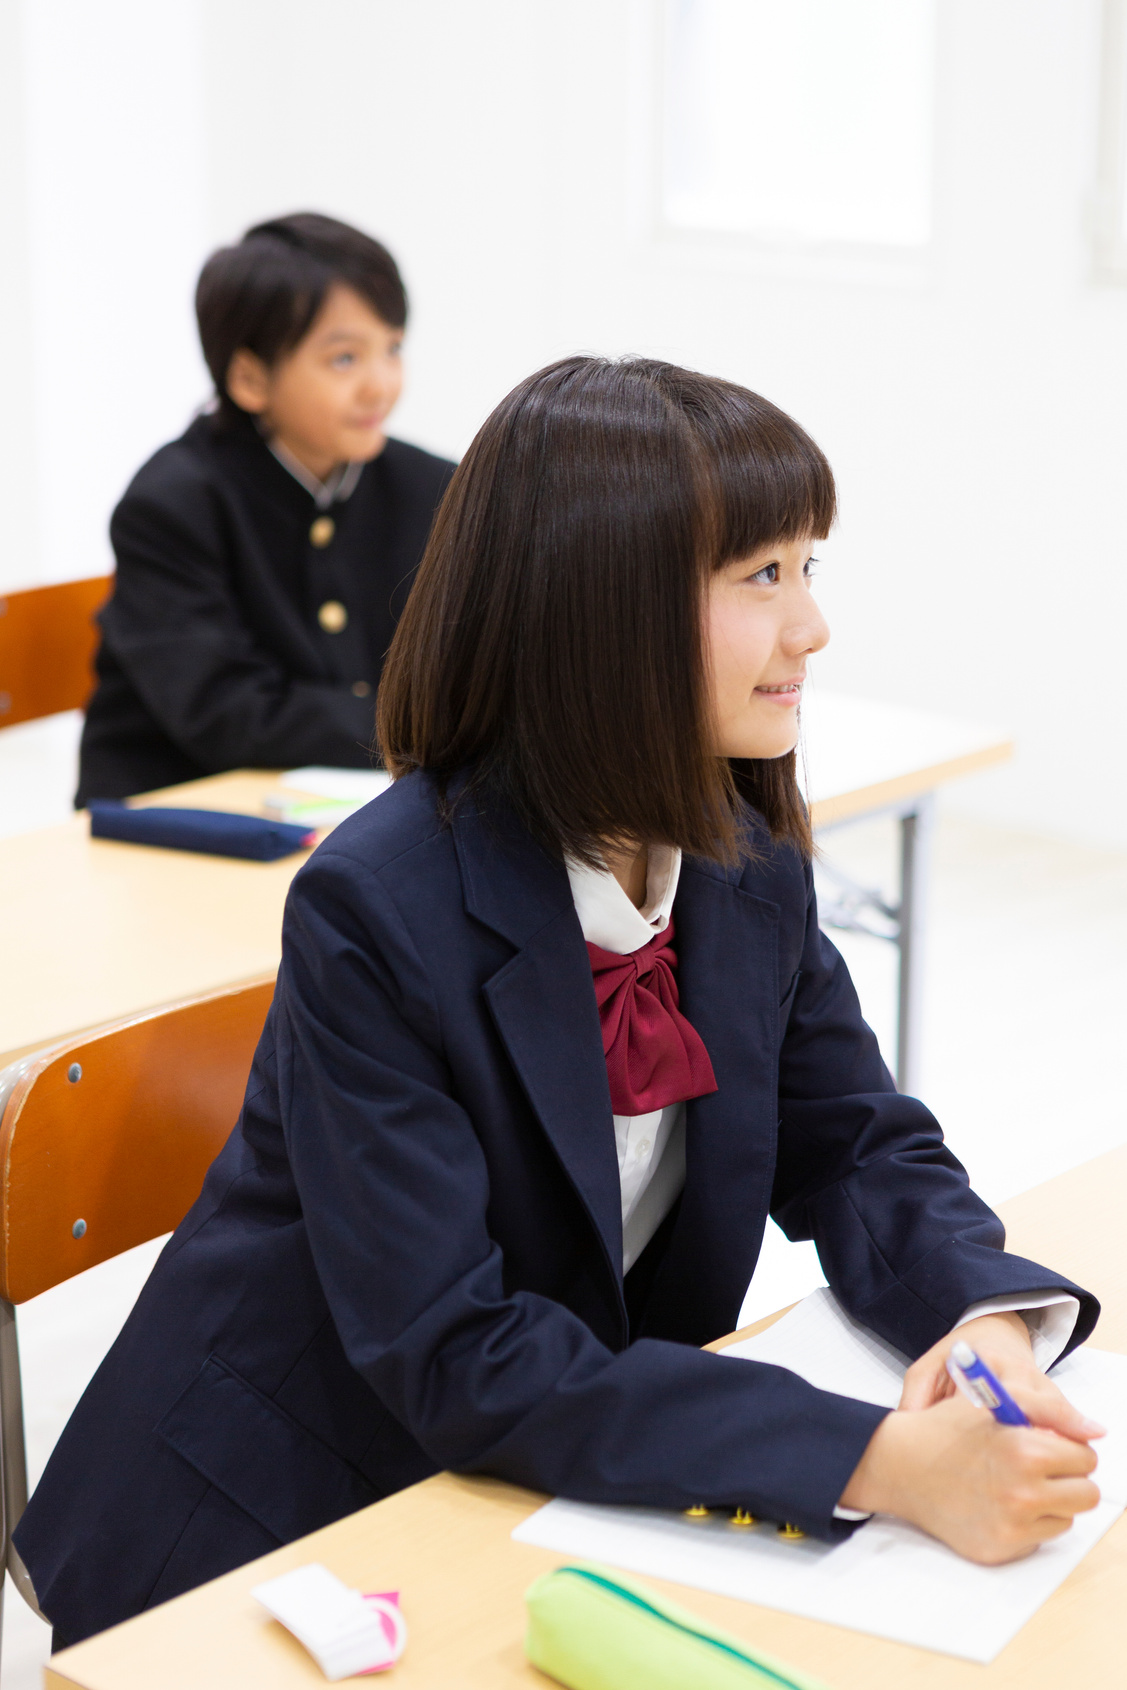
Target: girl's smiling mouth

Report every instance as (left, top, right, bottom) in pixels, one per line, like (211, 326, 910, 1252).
(754, 678, 804, 701)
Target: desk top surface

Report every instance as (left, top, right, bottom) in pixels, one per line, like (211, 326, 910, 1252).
(800, 690, 1011, 827)
(0, 771, 301, 1066)
(44, 1145, 1127, 1690)
(0, 695, 1010, 1066)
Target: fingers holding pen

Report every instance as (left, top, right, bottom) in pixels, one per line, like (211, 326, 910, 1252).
(1003, 1421, 1100, 1483)
(840, 1395, 1103, 1564)
(1007, 1376, 1106, 1445)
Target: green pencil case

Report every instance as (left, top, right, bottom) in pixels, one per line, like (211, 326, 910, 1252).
(525, 1563, 828, 1690)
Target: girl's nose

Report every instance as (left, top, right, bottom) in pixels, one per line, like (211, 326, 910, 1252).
(783, 599, 830, 657)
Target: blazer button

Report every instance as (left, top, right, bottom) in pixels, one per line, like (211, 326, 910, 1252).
(318, 600, 348, 633)
(351, 680, 371, 697)
(310, 515, 335, 547)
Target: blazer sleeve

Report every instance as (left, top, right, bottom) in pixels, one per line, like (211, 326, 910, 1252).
(101, 482, 377, 772)
(268, 845, 888, 1542)
(770, 862, 1098, 1362)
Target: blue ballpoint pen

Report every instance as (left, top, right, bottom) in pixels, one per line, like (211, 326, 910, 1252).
(946, 1339, 1031, 1426)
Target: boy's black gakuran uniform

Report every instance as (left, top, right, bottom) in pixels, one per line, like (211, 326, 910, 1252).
(76, 411, 454, 805)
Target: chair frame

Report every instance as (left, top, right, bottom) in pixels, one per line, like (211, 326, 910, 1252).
(0, 973, 275, 1647)
(0, 1051, 54, 1621)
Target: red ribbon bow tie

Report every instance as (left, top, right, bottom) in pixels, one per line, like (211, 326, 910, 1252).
(586, 917, 718, 1116)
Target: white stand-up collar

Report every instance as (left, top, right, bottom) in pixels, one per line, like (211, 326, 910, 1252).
(267, 437, 364, 509)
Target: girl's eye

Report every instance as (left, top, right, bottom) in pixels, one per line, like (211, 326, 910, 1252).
(744, 554, 818, 585)
(332, 352, 356, 368)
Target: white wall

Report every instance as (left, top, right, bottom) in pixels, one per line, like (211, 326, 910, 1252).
(3, 0, 1125, 845)
(4, 0, 210, 590)
(0, 3, 38, 585)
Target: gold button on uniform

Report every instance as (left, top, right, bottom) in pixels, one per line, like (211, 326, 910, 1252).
(318, 600, 348, 633)
(310, 515, 335, 547)
(351, 680, 371, 697)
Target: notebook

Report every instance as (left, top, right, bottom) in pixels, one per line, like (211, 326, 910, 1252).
(280, 767, 393, 803)
(512, 1289, 1127, 1662)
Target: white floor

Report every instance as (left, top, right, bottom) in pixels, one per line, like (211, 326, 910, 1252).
(1, 721, 1125, 1685)
(742, 811, 1127, 1327)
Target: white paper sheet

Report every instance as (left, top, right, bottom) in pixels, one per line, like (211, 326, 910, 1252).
(513, 1289, 1127, 1662)
(281, 767, 393, 802)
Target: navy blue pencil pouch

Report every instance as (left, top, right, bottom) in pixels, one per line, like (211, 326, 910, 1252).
(88, 802, 316, 862)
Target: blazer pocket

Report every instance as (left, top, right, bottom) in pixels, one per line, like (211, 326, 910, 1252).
(157, 1355, 377, 1546)
(779, 971, 801, 1022)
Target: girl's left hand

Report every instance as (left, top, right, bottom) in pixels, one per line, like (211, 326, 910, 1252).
(898, 1311, 1104, 1445)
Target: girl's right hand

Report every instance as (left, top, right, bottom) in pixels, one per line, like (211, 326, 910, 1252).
(838, 1396, 1101, 1564)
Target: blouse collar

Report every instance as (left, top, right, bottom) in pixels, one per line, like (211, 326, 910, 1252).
(566, 846, 682, 956)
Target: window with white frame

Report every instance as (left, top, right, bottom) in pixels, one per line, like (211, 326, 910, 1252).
(661, 0, 936, 250)
(1095, 0, 1127, 281)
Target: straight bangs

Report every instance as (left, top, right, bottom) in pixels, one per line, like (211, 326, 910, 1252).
(644, 366, 837, 565)
(378, 356, 832, 867)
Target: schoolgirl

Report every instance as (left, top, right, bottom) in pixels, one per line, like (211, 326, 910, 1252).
(76, 212, 454, 805)
(23, 357, 1100, 1645)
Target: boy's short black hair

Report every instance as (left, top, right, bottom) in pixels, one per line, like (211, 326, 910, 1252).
(196, 211, 408, 422)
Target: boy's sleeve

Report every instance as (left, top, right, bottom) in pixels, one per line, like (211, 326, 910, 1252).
(101, 481, 377, 773)
(770, 864, 1099, 1362)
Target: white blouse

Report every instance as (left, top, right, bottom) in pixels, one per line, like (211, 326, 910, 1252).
(565, 847, 1077, 1368)
(567, 845, 687, 1273)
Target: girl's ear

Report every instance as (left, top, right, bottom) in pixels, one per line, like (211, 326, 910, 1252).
(225, 348, 272, 415)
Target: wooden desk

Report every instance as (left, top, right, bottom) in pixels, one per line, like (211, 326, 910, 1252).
(0, 694, 1009, 1076)
(0, 772, 300, 1067)
(803, 690, 1010, 832)
(45, 1146, 1127, 1690)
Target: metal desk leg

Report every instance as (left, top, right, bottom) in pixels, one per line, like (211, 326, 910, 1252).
(896, 792, 935, 1097)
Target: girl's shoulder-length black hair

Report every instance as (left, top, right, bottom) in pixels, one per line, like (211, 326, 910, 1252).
(377, 355, 835, 867)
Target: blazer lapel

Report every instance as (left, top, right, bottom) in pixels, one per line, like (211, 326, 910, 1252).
(452, 797, 624, 1286)
(643, 857, 784, 1342)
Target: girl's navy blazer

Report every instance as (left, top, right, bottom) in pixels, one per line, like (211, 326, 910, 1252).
(16, 774, 1096, 1645)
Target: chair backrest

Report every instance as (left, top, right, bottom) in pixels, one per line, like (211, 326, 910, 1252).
(0, 974, 275, 1304)
(0, 575, 112, 729)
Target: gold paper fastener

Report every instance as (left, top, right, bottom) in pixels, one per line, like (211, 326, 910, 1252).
(683, 1505, 710, 1519)
(730, 1508, 757, 1528)
(778, 1522, 806, 1540)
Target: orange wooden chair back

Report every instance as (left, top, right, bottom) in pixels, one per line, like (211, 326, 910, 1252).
(0, 976, 275, 1305)
(0, 575, 111, 729)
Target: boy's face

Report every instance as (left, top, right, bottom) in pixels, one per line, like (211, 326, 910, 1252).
(226, 283, 404, 479)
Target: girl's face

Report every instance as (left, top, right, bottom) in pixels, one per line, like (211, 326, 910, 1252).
(706, 534, 829, 760)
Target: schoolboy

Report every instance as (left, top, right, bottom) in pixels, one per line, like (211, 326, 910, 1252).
(76, 212, 455, 804)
